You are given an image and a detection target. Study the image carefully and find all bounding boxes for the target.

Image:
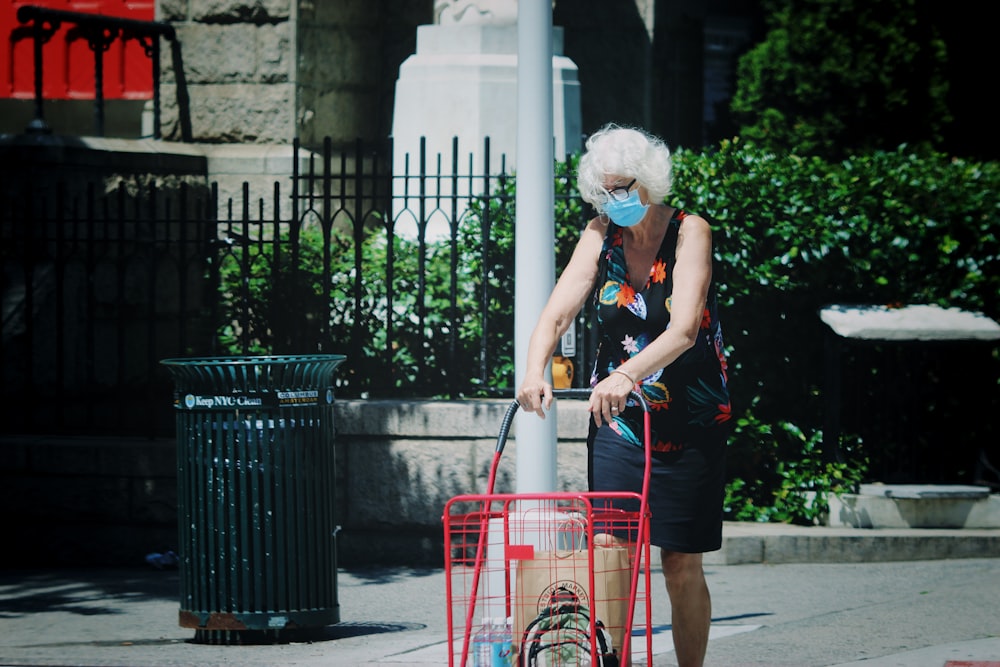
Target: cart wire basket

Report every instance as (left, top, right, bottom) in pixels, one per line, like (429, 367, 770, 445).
(444, 389, 654, 666)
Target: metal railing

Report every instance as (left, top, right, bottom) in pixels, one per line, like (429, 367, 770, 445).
(0, 136, 592, 437)
(14, 5, 189, 140)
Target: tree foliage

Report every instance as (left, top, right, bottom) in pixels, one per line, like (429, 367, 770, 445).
(730, 0, 951, 159)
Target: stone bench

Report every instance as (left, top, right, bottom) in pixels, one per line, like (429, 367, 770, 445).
(828, 484, 1000, 529)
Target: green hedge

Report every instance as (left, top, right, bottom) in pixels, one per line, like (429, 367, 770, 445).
(670, 139, 998, 520)
(674, 139, 998, 316)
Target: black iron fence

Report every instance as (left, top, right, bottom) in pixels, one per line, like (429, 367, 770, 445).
(0, 137, 592, 437)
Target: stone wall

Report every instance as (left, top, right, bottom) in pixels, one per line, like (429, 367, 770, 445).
(296, 1, 429, 147)
(0, 398, 592, 568)
(156, 0, 430, 146)
(333, 398, 591, 565)
(157, 0, 298, 143)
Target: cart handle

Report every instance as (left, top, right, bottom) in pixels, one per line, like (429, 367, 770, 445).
(495, 388, 649, 456)
(466, 387, 654, 665)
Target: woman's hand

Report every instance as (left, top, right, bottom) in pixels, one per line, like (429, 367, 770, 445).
(516, 377, 553, 419)
(589, 370, 636, 427)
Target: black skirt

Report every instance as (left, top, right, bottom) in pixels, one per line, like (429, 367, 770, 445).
(588, 422, 727, 553)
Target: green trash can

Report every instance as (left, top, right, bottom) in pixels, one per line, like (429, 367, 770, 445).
(161, 354, 346, 645)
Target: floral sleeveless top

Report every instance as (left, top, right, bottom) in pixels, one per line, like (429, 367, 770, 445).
(591, 209, 732, 452)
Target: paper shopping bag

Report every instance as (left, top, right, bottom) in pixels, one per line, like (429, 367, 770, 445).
(513, 545, 631, 663)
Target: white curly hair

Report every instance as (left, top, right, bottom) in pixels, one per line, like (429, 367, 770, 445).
(577, 123, 673, 212)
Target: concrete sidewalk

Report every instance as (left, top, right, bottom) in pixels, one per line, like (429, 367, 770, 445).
(1, 522, 998, 667)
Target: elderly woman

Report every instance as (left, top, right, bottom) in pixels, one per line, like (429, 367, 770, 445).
(516, 123, 732, 667)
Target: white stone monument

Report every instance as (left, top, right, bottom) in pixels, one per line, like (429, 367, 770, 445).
(390, 0, 581, 239)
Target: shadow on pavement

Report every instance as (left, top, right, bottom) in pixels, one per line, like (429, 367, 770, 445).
(0, 567, 179, 617)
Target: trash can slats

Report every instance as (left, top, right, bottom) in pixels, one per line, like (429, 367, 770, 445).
(162, 355, 345, 644)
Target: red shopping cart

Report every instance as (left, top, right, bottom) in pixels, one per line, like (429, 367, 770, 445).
(444, 389, 654, 666)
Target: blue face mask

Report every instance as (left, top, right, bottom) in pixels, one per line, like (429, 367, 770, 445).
(603, 188, 649, 227)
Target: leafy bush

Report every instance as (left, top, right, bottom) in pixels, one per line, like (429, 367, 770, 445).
(723, 410, 867, 524)
(670, 139, 998, 516)
(215, 221, 468, 396)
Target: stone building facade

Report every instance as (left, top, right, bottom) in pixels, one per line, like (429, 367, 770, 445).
(156, 0, 429, 147)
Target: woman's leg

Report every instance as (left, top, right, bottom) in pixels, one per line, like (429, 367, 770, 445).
(661, 549, 711, 667)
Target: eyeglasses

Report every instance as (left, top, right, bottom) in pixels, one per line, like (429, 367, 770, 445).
(601, 179, 636, 203)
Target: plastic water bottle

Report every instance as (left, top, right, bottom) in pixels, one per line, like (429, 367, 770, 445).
(493, 616, 514, 666)
(472, 616, 493, 667)
(472, 617, 515, 667)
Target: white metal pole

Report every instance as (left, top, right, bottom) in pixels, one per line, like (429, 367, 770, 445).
(515, 0, 557, 493)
